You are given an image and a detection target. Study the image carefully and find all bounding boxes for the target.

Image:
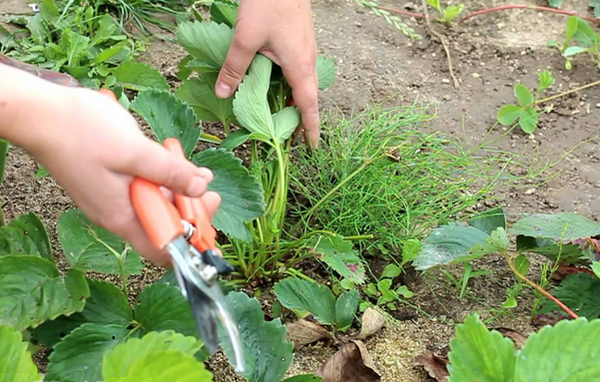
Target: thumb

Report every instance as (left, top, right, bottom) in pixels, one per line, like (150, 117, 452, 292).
(125, 140, 214, 198)
(215, 32, 257, 99)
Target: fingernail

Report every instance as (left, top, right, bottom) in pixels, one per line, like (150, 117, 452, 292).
(188, 176, 207, 196)
(215, 82, 232, 99)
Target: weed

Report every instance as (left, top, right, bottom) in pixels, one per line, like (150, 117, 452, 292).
(549, 16, 600, 70)
(426, 0, 465, 24)
(353, 0, 421, 39)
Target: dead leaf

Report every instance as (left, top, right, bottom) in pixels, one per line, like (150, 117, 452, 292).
(551, 265, 594, 282)
(414, 352, 449, 382)
(356, 308, 386, 340)
(533, 312, 567, 329)
(316, 340, 381, 382)
(286, 319, 333, 348)
(493, 327, 527, 349)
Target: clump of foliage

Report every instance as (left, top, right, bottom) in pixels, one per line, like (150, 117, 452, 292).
(497, 70, 555, 134)
(426, 0, 465, 24)
(549, 0, 600, 19)
(549, 16, 600, 70)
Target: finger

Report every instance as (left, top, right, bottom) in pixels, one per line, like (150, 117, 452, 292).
(124, 140, 213, 198)
(115, 217, 173, 267)
(201, 191, 221, 220)
(215, 29, 259, 99)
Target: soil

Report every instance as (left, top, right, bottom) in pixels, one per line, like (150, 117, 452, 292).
(2, 0, 600, 381)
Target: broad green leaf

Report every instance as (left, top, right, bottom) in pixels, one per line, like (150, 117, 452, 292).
(102, 331, 204, 378)
(564, 46, 589, 56)
(549, 0, 564, 7)
(516, 235, 585, 263)
(0, 212, 52, 261)
(220, 129, 251, 150)
(232, 55, 276, 143)
(220, 291, 294, 382)
(91, 15, 119, 45)
(471, 227, 510, 256)
(316, 55, 337, 90)
(497, 104, 521, 126)
(211, 1, 238, 27)
(565, 16, 579, 43)
(515, 318, 600, 381)
(538, 273, 600, 319)
(46, 323, 131, 382)
(40, 0, 60, 22)
(0, 256, 89, 330)
(448, 314, 516, 382)
(401, 239, 421, 266)
(519, 107, 538, 134)
(30, 314, 85, 348)
(177, 21, 233, 71)
(538, 69, 555, 92)
(335, 290, 360, 330)
(104, 351, 213, 382)
(0, 326, 41, 382)
(274, 278, 336, 325)
(443, 4, 465, 21)
(283, 376, 323, 382)
(131, 90, 200, 158)
(572, 17, 600, 48)
(310, 234, 366, 284)
(134, 283, 197, 337)
(514, 254, 530, 275)
(509, 212, 600, 241)
(112, 62, 170, 92)
(413, 223, 490, 270)
(426, 0, 442, 12)
(514, 83, 534, 107)
(272, 107, 301, 142)
(58, 209, 143, 275)
(381, 264, 402, 278)
(593, 261, 600, 279)
(175, 76, 235, 124)
(192, 148, 265, 242)
(469, 207, 506, 235)
(396, 285, 414, 298)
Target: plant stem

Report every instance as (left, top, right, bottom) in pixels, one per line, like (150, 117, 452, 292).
(0, 139, 9, 186)
(536, 79, 600, 105)
(118, 257, 128, 296)
(503, 251, 578, 319)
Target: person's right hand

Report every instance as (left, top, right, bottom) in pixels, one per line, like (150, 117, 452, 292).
(3, 71, 219, 266)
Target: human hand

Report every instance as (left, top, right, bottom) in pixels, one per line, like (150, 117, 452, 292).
(22, 85, 220, 266)
(215, 0, 320, 148)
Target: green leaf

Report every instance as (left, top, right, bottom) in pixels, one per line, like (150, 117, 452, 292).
(102, 331, 204, 378)
(497, 104, 522, 126)
(572, 17, 600, 48)
(401, 239, 421, 266)
(514, 254, 530, 275)
(131, 89, 200, 158)
(564, 46, 590, 56)
(310, 234, 366, 284)
(443, 4, 465, 22)
(46, 323, 131, 382)
(518, 107, 538, 134)
(0, 256, 89, 330)
(104, 351, 213, 382)
(0, 326, 41, 382)
(29, 315, 85, 348)
(316, 55, 337, 90)
(469, 207, 506, 235)
(192, 148, 265, 242)
(211, 1, 238, 27)
(509, 212, 600, 241)
(515, 318, 600, 381)
(232, 55, 276, 143)
(413, 223, 490, 270)
(381, 264, 402, 278)
(283, 376, 323, 382)
(58, 209, 143, 275)
(538, 69, 555, 92)
(592, 261, 600, 279)
(448, 314, 516, 382)
(177, 21, 233, 72)
(548, 0, 565, 7)
(220, 129, 251, 150)
(0, 212, 52, 261)
(274, 278, 336, 325)
(515, 235, 585, 263)
(538, 273, 600, 319)
(514, 83, 534, 107)
(335, 290, 359, 330)
(175, 76, 235, 123)
(112, 62, 170, 92)
(134, 282, 197, 337)
(396, 285, 414, 298)
(220, 291, 294, 382)
(272, 106, 301, 142)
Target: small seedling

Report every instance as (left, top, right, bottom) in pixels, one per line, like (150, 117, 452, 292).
(361, 264, 413, 311)
(426, 0, 465, 24)
(548, 16, 600, 70)
(497, 69, 555, 134)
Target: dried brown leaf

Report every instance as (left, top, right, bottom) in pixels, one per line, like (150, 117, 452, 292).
(316, 340, 381, 382)
(493, 327, 528, 349)
(286, 319, 333, 348)
(356, 308, 386, 340)
(414, 351, 449, 382)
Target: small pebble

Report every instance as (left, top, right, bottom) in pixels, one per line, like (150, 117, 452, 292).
(525, 188, 536, 195)
(442, 78, 450, 84)
(595, 103, 600, 108)
(472, 73, 481, 78)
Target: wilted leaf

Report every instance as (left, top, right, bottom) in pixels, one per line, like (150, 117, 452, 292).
(286, 319, 332, 348)
(0, 212, 52, 261)
(0, 255, 89, 330)
(131, 89, 200, 158)
(316, 55, 337, 90)
(177, 21, 233, 71)
(448, 315, 516, 382)
(274, 278, 336, 325)
(316, 341, 380, 382)
(515, 318, 600, 381)
(220, 291, 294, 382)
(58, 209, 143, 275)
(356, 308, 386, 340)
(538, 273, 600, 319)
(310, 235, 366, 284)
(414, 352, 449, 382)
(494, 327, 527, 349)
(176, 75, 235, 124)
(0, 326, 41, 382)
(509, 213, 600, 241)
(192, 148, 265, 242)
(112, 62, 170, 91)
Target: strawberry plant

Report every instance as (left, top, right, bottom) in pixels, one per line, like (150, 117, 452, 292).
(549, 16, 600, 70)
(426, 0, 465, 24)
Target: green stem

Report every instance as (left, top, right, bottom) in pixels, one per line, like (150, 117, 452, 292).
(118, 257, 128, 297)
(0, 139, 9, 186)
(221, 118, 230, 136)
(536, 79, 600, 105)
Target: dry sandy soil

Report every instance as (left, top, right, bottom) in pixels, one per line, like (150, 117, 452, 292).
(1, 0, 599, 381)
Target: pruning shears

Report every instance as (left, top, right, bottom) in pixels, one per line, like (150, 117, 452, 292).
(130, 137, 245, 373)
(94, 89, 244, 372)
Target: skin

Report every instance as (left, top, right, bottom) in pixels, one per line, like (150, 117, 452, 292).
(216, 0, 320, 148)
